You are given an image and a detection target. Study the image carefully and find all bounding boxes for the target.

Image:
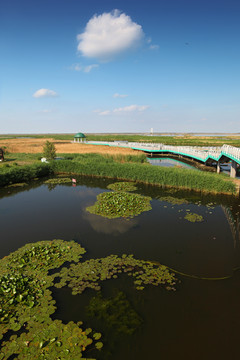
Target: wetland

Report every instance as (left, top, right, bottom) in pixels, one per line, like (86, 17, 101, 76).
(0, 176, 240, 359)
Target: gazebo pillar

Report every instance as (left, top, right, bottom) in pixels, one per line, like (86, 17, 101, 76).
(217, 161, 221, 174)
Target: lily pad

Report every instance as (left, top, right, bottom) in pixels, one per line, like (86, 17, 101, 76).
(158, 196, 189, 205)
(107, 182, 137, 192)
(184, 212, 204, 222)
(86, 191, 152, 219)
(44, 177, 72, 184)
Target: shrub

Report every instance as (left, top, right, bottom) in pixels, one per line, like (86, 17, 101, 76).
(42, 141, 56, 160)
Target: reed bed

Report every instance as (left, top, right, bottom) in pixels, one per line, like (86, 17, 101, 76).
(51, 158, 237, 195)
(0, 153, 237, 194)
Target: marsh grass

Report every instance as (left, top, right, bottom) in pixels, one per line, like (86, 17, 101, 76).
(51, 159, 237, 195)
(0, 152, 237, 194)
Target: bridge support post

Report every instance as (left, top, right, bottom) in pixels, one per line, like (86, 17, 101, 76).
(230, 160, 237, 178)
(217, 161, 221, 174)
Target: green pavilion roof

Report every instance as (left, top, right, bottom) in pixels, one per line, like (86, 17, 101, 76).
(74, 132, 86, 138)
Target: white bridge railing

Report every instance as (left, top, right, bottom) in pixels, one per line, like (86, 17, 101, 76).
(86, 141, 240, 165)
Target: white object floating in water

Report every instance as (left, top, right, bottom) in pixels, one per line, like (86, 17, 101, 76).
(72, 178, 77, 184)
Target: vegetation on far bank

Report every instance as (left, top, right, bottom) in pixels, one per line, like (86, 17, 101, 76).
(50, 157, 237, 195)
(0, 152, 237, 195)
(1, 133, 240, 147)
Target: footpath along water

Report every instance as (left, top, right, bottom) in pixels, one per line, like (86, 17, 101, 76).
(0, 176, 240, 360)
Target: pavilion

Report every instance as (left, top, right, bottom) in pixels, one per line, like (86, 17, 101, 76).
(73, 133, 86, 143)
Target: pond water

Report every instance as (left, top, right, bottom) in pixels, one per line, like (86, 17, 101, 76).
(0, 177, 240, 359)
(147, 157, 198, 170)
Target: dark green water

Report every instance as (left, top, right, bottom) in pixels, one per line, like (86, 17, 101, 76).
(1, 177, 240, 359)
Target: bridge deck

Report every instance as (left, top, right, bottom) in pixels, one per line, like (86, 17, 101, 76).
(85, 141, 240, 177)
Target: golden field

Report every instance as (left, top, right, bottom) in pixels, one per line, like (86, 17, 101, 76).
(0, 138, 142, 156)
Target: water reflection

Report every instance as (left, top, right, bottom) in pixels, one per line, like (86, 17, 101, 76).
(86, 291, 142, 335)
(83, 211, 138, 235)
(148, 157, 198, 170)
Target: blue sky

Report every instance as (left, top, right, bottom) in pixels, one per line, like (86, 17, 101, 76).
(1, 0, 240, 134)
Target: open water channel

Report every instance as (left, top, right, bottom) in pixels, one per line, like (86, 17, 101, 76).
(0, 176, 240, 359)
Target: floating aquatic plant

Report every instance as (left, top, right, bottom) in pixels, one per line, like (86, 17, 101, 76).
(6, 239, 86, 274)
(0, 320, 102, 359)
(107, 181, 137, 192)
(184, 212, 204, 222)
(0, 239, 177, 359)
(54, 254, 177, 294)
(158, 196, 189, 205)
(86, 192, 152, 219)
(0, 273, 42, 323)
(44, 177, 72, 184)
(6, 182, 28, 188)
(0, 240, 102, 359)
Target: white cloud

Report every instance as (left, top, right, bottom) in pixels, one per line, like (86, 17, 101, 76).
(70, 63, 99, 73)
(84, 64, 99, 73)
(113, 104, 149, 113)
(149, 44, 159, 50)
(77, 10, 144, 61)
(95, 105, 149, 116)
(33, 89, 58, 98)
(113, 93, 128, 98)
(99, 110, 111, 116)
(39, 109, 52, 113)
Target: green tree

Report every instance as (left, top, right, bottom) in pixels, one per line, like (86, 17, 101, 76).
(42, 141, 56, 160)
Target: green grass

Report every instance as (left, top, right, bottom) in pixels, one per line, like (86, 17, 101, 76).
(51, 158, 237, 195)
(1, 133, 240, 146)
(56, 152, 147, 164)
(0, 163, 52, 187)
(0, 153, 237, 194)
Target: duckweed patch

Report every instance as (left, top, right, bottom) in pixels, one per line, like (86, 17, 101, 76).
(107, 181, 137, 192)
(86, 192, 152, 219)
(184, 212, 204, 222)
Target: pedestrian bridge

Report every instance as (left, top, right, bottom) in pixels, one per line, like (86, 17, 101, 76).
(86, 141, 240, 178)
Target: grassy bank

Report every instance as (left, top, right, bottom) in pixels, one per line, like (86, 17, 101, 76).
(0, 163, 52, 187)
(50, 157, 236, 195)
(0, 153, 237, 194)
